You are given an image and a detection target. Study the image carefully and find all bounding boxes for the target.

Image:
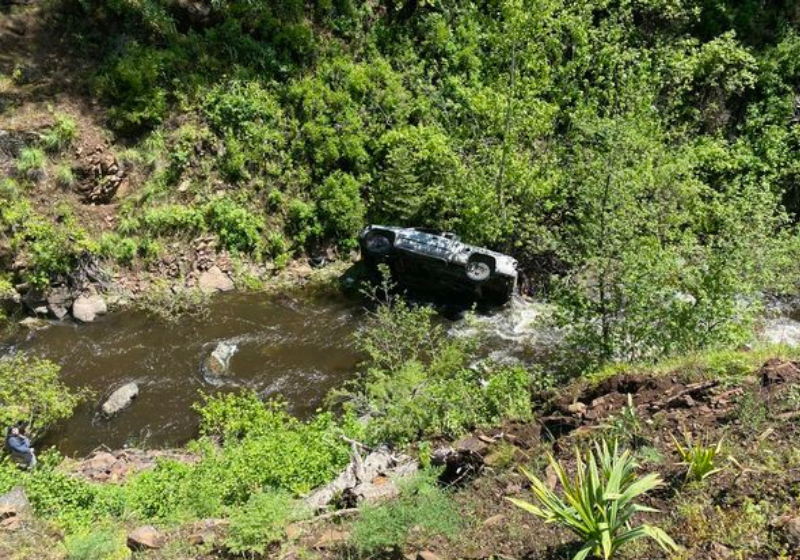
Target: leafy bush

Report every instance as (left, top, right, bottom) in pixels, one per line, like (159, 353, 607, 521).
(97, 233, 138, 265)
(204, 197, 264, 253)
(224, 491, 296, 556)
(139, 204, 204, 237)
(509, 440, 678, 560)
(316, 171, 365, 249)
(351, 470, 462, 555)
(16, 148, 46, 182)
(0, 355, 87, 438)
(286, 199, 321, 247)
(95, 43, 168, 133)
(193, 393, 357, 500)
(672, 434, 724, 483)
(64, 528, 130, 560)
(42, 114, 79, 153)
(345, 296, 532, 445)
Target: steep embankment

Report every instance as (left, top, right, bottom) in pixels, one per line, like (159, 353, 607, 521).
(4, 353, 800, 559)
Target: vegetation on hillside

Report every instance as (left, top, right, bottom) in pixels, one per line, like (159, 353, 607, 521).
(3, 1, 800, 559)
(1, 0, 799, 365)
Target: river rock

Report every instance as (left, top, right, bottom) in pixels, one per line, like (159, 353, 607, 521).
(201, 341, 238, 385)
(18, 316, 50, 331)
(102, 382, 139, 416)
(127, 525, 164, 550)
(46, 286, 73, 320)
(72, 294, 107, 322)
(197, 265, 234, 294)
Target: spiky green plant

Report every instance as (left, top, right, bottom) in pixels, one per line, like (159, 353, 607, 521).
(16, 147, 46, 182)
(508, 440, 678, 560)
(672, 433, 723, 483)
(42, 113, 78, 153)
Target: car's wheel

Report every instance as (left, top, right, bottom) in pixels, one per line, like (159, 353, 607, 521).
(363, 231, 393, 256)
(466, 255, 494, 282)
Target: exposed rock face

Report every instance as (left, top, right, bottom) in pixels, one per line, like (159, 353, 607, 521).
(127, 525, 164, 550)
(71, 448, 199, 483)
(72, 294, 107, 322)
(197, 265, 234, 294)
(102, 382, 139, 416)
(0, 487, 30, 532)
(0, 129, 38, 171)
(75, 146, 129, 204)
(0, 487, 30, 516)
(188, 519, 229, 547)
(201, 341, 237, 385)
(46, 286, 73, 320)
(304, 446, 418, 510)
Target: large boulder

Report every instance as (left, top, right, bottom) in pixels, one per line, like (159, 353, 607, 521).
(46, 286, 74, 320)
(72, 294, 108, 323)
(0, 487, 30, 532)
(201, 341, 238, 385)
(127, 525, 164, 550)
(0, 487, 30, 516)
(197, 265, 234, 294)
(102, 382, 139, 416)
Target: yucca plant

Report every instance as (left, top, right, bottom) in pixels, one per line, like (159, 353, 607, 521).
(672, 433, 723, 482)
(508, 440, 678, 560)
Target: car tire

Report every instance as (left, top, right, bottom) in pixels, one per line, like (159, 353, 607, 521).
(466, 255, 494, 282)
(363, 231, 393, 257)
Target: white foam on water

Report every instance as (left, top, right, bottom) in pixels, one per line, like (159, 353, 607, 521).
(451, 297, 563, 362)
(760, 317, 800, 347)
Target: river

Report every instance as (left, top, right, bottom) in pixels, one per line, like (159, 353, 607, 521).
(6, 291, 365, 456)
(8, 285, 796, 458)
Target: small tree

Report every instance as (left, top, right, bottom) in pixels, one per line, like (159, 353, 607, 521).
(0, 355, 87, 439)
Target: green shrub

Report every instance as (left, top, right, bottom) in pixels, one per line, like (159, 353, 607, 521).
(55, 164, 76, 188)
(193, 393, 357, 500)
(95, 43, 168, 133)
(509, 440, 678, 560)
(266, 190, 285, 211)
(286, 199, 321, 247)
(16, 148, 46, 182)
(98, 233, 138, 265)
(351, 470, 462, 555)
(64, 528, 130, 560)
(224, 491, 296, 556)
(344, 296, 532, 445)
(42, 114, 79, 153)
(204, 198, 264, 253)
(1, 196, 93, 288)
(316, 171, 365, 248)
(140, 204, 204, 237)
(203, 80, 283, 139)
(0, 354, 87, 438)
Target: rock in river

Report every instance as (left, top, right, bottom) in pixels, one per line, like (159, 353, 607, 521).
(102, 382, 139, 416)
(197, 265, 234, 294)
(201, 341, 238, 385)
(72, 294, 108, 323)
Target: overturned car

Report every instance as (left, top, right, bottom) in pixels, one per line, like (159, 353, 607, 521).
(359, 225, 518, 305)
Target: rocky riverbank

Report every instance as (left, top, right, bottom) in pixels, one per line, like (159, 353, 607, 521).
(4, 353, 800, 559)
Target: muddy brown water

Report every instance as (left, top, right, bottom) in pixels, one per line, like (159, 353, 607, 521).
(7, 291, 365, 457)
(3, 289, 556, 457)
